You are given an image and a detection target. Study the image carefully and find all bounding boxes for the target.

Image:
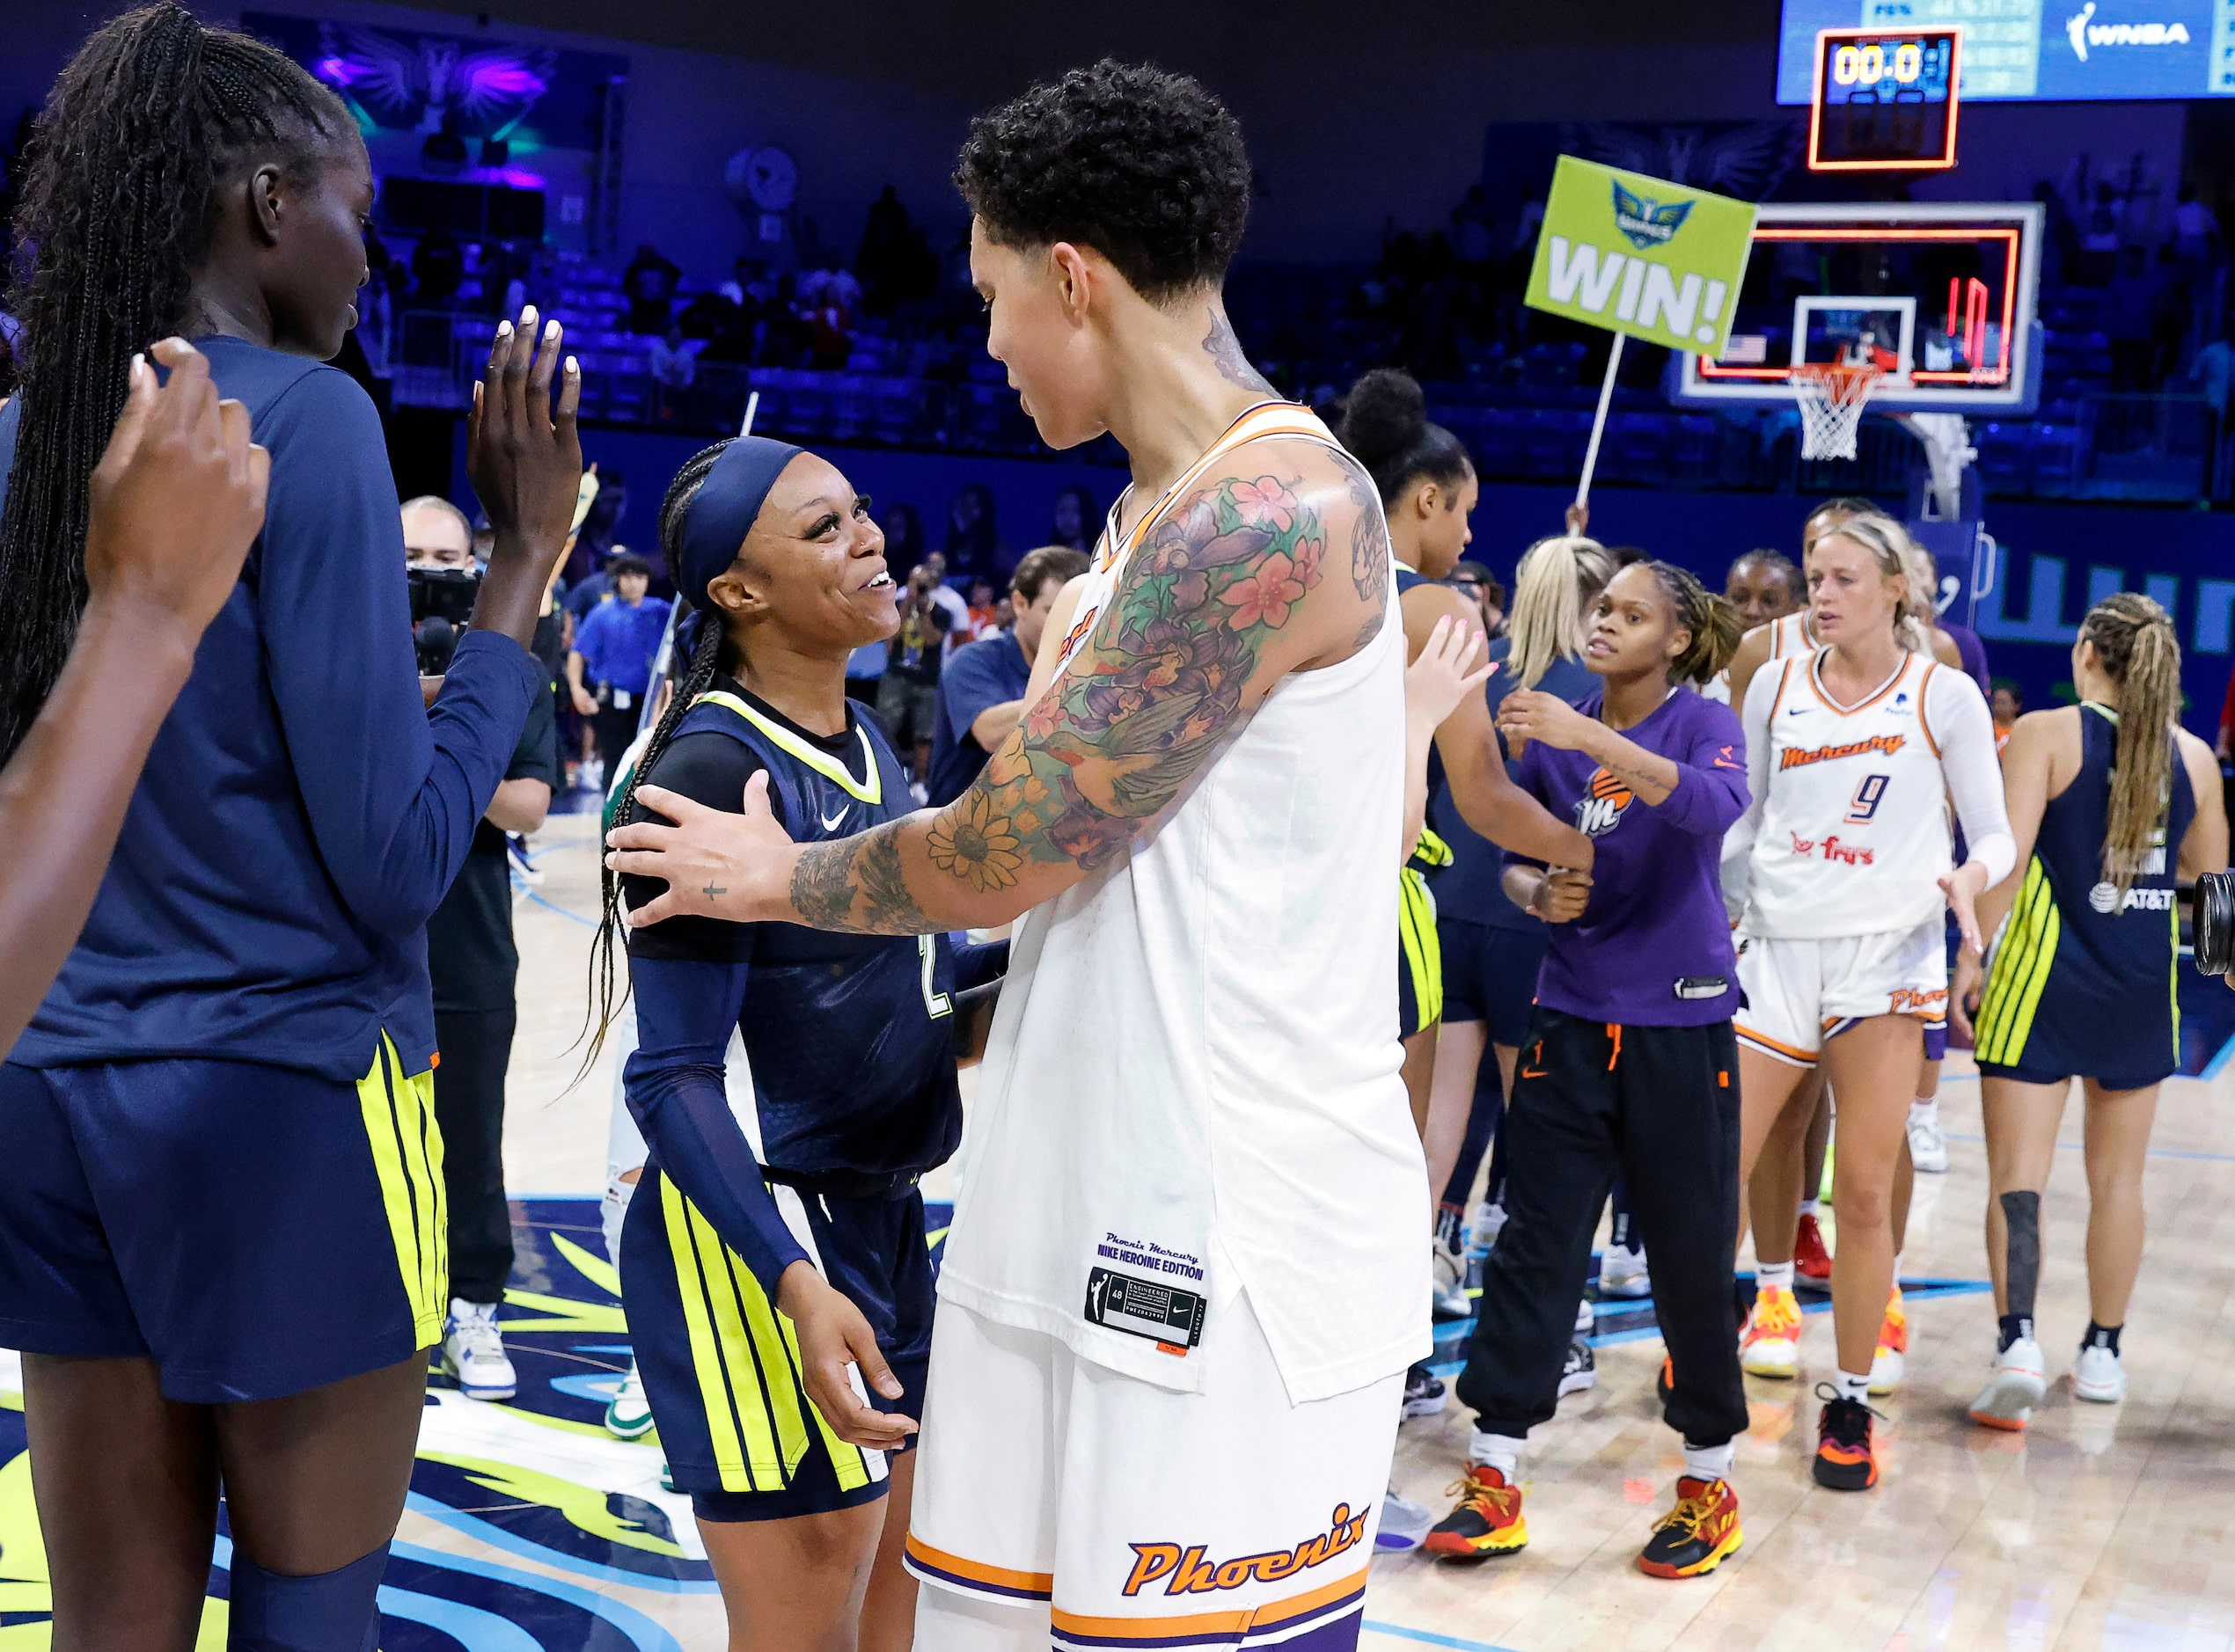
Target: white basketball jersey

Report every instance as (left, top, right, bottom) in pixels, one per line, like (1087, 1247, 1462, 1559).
(1745, 648, 1955, 940)
(934, 402, 1427, 1403)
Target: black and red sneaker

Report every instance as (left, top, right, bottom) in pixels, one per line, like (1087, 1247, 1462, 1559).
(1813, 1387, 1881, 1490)
(1424, 1464, 1528, 1560)
(1637, 1475, 1743, 1578)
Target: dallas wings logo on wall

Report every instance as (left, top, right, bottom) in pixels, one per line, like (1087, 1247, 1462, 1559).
(312, 22, 558, 135)
(1611, 183, 1693, 251)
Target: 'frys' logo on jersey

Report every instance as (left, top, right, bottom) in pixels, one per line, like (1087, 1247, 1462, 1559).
(1573, 767, 1635, 837)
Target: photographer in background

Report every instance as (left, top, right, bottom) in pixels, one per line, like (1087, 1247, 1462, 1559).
(927, 545, 1088, 806)
(877, 559, 952, 794)
(568, 551, 670, 789)
(405, 498, 563, 1400)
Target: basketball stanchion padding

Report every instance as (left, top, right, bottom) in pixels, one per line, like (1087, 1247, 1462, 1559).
(1791, 360, 1885, 461)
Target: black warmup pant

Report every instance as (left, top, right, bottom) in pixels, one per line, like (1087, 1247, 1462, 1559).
(1455, 1007, 1749, 1447)
(593, 704, 639, 776)
(433, 1006, 518, 1305)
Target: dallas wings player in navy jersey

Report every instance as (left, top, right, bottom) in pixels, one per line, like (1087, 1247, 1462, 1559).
(1959, 595, 2224, 1427)
(590, 436, 981, 1651)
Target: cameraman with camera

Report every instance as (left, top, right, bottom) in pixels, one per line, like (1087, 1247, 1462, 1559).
(407, 494, 562, 1400)
(567, 551, 669, 791)
(876, 559, 951, 793)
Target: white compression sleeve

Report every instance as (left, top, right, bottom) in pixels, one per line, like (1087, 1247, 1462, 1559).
(1928, 665, 2017, 888)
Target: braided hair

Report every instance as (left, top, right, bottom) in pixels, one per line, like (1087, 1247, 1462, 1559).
(1638, 561, 1746, 687)
(0, 4, 347, 761)
(582, 442, 735, 1069)
(2078, 593, 2183, 902)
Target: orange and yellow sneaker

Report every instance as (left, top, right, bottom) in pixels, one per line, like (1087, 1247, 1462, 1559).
(1740, 1284, 1801, 1379)
(1870, 1283, 1909, 1395)
(1424, 1464, 1528, 1560)
(1813, 1387, 1881, 1490)
(1637, 1475, 1743, 1578)
(1793, 1212, 1833, 1292)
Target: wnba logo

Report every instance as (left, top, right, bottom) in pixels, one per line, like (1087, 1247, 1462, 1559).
(1573, 769, 1634, 837)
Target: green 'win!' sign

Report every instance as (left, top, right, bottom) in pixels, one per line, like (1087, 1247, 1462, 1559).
(1524, 156, 1757, 358)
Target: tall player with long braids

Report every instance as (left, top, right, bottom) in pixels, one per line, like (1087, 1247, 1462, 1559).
(607, 61, 1586, 1649)
(1722, 514, 2013, 1492)
(1960, 596, 2224, 1428)
(0, 8, 578, 1648)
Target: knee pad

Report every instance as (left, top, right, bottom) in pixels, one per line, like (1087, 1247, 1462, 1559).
(227, 1544, 386, 1652)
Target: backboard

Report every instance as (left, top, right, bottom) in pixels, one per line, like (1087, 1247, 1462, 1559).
(1668, 201, 2043, 415)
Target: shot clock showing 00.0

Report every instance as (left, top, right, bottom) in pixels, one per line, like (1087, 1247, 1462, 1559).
(1809, 26, 1961, 172)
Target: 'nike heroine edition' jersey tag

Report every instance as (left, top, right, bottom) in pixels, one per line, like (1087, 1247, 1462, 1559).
(1085, 1268, 1206, 1354)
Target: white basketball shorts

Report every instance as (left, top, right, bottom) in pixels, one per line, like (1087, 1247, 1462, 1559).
(1734, 917, 1949, 1069)
(906, 1291, 1402, 1650)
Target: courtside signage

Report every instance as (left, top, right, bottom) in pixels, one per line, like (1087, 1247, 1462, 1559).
(1525, 156, 1756, 358)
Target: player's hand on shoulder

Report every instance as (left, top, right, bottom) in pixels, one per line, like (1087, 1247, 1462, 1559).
(1406, 612, 1492, 729)
(608, 770, 793, 927)
(83, 338, 267, 640)
(775, 1261, 917, 1451)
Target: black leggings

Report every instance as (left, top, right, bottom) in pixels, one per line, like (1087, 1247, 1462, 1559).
(1455, 1008, 1748, 1446)
(432, 1006, 517, 1305)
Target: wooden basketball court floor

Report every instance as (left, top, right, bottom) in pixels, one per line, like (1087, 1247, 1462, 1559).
(4, 817, 2233, 1650)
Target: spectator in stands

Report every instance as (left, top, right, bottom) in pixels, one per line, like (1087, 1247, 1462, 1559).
(649, 323, 697, 390)
(1447, 561, 1506, 638)
(411, 225, 465, 308)
(926, 546, 1089, 806)
(879, 500, 927, 582)
(965, 578, 1000, 641)
(622, 241, 682, 334)
(2107, 246, 2162, 389)
(942, 479, 1008, 585)
(1990, 679, 2022, 752)
(2172, 182, 2221, 268)
(568, 552, 670, 786)
(877, 561, 952, 791)
(565, 465, 627, 588)
(1049, 482, 1097, 550)
(1451, 183, 1497, 269)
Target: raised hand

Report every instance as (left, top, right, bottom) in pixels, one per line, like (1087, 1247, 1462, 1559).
(465, 306, 583, 646)
(1405, 612, 1493, 732)
(1498, 686, 1596, 753)
(83, 338, 267, 636)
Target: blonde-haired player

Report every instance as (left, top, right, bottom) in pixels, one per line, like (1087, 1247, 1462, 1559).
(1723, 513, 2013, 1491)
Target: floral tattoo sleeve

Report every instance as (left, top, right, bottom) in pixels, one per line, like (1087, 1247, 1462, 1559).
(787, 461, 1387, 934)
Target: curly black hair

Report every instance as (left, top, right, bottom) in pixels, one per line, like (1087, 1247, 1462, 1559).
(953, 59, 1251, 303)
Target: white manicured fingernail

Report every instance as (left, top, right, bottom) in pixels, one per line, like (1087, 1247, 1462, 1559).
(496, 320, 513, 339)
(130, 353, 146, 383)
(544, 318, 560, 340)
(566, 355, 579, 375)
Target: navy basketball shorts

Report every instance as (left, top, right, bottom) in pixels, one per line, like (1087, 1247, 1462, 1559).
(0, 1034, 447, 1402)
(1396, 866, 1444, 1041)
(621, 1168, 934, 1524)
(1439, 918, 1550, 1049)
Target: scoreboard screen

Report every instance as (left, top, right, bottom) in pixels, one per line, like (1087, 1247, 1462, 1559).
(1810, 26, 1961, 170)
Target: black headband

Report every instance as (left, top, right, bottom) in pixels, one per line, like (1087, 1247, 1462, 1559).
(675, 437, 804, 611)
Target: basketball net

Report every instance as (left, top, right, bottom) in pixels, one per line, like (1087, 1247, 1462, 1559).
(1791, 361, 1885, 462)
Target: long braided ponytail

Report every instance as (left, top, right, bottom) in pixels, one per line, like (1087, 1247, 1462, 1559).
(581, 441, 736, 1070)
(2080, 593, 2182, 902)
(0, 4, 346, 761)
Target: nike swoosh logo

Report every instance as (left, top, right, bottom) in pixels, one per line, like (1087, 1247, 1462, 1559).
(1521, 1067, 1548, 1079)
(819, 808, 848, 831)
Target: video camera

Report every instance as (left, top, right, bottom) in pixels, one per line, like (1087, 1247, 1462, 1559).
(409, 567, 480, 675)
(2195, 872, 2235, 976)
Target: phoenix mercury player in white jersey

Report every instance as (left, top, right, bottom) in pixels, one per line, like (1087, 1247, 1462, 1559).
(605, 62, 1589, 1651)
(1722, 514, 2012, 1495)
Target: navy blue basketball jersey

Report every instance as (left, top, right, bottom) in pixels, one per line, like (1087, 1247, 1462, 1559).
(623, 680, 962, 1183)
(1976, 702, 2195, 1086)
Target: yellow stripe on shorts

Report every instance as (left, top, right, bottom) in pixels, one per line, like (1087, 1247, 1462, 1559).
(354, 1033, 448, 1349)
(777, 1315, 875, 1492)
(1399, 865, 1443, 1028)
(661, 1178, 818, 1493)
(1977, 858, 2060, 1065)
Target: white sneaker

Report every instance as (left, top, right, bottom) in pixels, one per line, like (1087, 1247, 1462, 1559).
(1574, 1297, 1595, 1335)
(1968, 1336, 2048, 1430)
(1597, 1243, 1651, 1298)
(2073, 1342, 2129, 1404)
(1558, 1338, 1597, 1397)
(1376, 1488, 1436, 1552)
(1908, 1110, 1949, 1173)
(1432, 1237, 1472, 1319)
(1470, 1201, 1507, 1254)
(605, 1357, 656, 1439)
(443, 1298, 517, 1401)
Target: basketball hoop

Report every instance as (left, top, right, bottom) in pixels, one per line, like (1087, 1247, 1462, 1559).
(1790, 361, 1885, 461)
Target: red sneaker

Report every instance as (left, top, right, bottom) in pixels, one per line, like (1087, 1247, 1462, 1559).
(1424, 1464, 1528, 1559)
(1793, 1212, 1833, 1292)
(1637, 1475, 1743, 1577)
